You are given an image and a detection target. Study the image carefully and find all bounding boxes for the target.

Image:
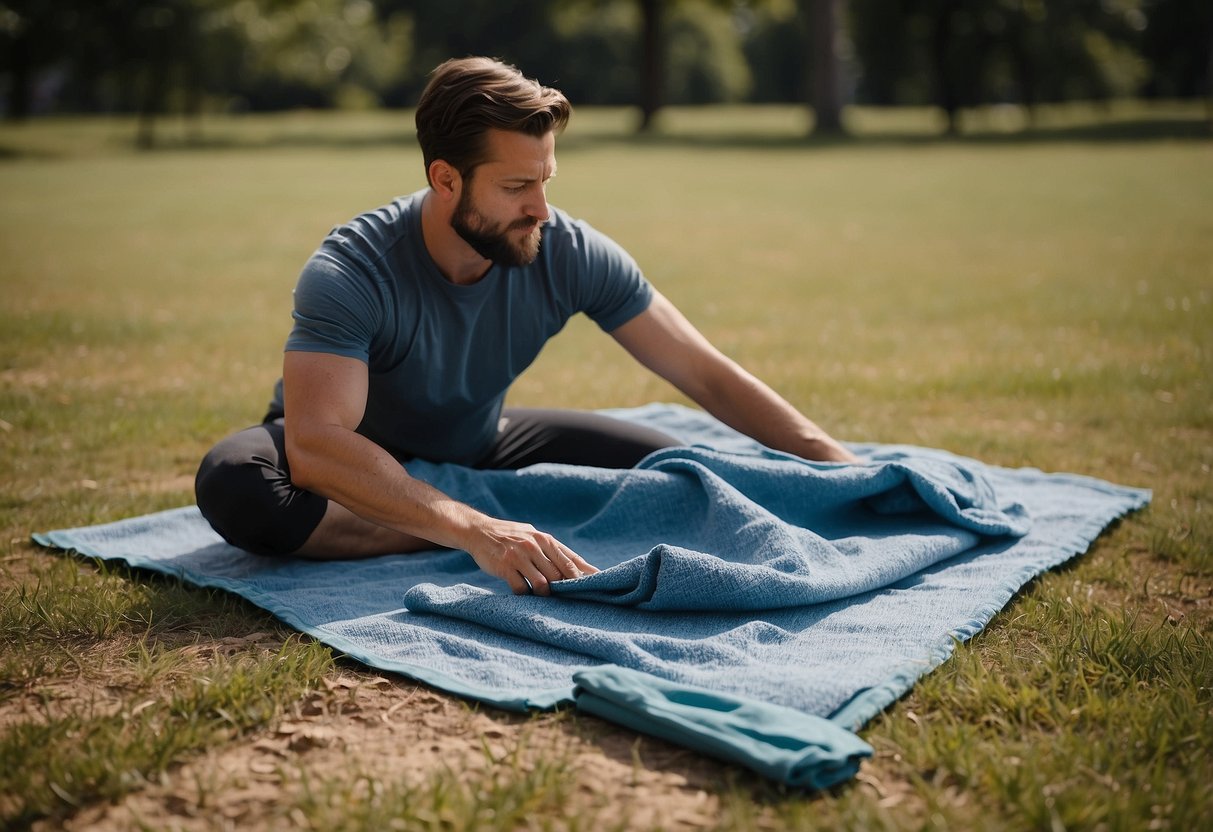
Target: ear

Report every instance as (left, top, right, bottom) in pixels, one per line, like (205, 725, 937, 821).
(428, 160, 462, 202)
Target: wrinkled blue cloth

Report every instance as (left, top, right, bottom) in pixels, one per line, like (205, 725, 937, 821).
(34, 404, 1149, 788)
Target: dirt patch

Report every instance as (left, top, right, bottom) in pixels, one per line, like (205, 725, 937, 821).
(1085, 545, 1213, 630)
(0, 630, 278, 733)
(35, 669, 770, 831)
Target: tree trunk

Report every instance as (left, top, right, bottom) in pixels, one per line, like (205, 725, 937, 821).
(929, 0, 961, 135)
(183, 47, 204, 145)
(136, 60, 167, 150)
(809, 0, 844, 135)
(1008, 16, 1037, 128)
(637, 0, 663, 132)
(6, 30, 33, 121)
(1206, 23, 1213, 134)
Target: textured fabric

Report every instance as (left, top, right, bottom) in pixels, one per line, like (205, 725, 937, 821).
(34, 404, 1150, 787)
(193, 411, 677, 556)
(275, 190, 654, 465)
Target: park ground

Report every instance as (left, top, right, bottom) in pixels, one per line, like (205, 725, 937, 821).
(1, 102, 1210, 830)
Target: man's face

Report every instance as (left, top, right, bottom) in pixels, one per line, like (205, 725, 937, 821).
(451, 129, 556, 267)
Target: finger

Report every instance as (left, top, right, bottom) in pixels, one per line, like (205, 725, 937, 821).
(550, 542, 593, 578)
(547, 545, 582, 579)
(560, 544, 599, 576)
(531, 543, 566, 585)
(521, 564, 552, 597)
(507, 573, 531, 596)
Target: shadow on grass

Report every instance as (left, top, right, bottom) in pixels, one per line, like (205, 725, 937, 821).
(0, 126, 417, 161)
(562, 116, 1213, 153)
(1, 113, 1209, 161)
(160, 129, 418, 153)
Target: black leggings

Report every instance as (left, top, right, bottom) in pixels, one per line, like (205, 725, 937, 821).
(194, 408, 679, 557)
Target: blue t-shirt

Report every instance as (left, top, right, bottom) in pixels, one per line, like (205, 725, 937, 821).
(279, 190, 653, 465)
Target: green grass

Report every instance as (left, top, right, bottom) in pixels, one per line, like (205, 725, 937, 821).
(1, 101, 1210, 830)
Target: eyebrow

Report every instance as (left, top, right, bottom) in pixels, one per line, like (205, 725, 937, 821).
(499, 167, 557, 185)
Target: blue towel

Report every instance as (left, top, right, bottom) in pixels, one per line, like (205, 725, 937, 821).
(34, 404, 1149, 787)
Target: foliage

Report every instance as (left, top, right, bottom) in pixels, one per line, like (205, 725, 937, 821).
(0, 0, 1208, 126)
(740, 0, 807, 104)
(204, 0, 413, 111)
(1139, 0, 1213, 97)
(666, 0, 755, 104)
(847, 0, 1178, 131)
(550, 1, 642, 107)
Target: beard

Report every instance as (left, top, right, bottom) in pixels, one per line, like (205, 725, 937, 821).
(451, 188, 544, 268)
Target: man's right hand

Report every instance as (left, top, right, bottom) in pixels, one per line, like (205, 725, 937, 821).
(463, 518, 598, 596)
(283, 351, 600, 593)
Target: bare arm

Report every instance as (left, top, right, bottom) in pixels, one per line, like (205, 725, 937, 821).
(282, 351, 595, 593)
(610, 292, 858, 463)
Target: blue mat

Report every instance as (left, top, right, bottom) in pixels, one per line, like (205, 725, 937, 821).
(34, 404, 1149, 789)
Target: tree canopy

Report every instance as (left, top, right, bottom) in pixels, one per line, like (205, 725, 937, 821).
(2, 0, 1208, 135)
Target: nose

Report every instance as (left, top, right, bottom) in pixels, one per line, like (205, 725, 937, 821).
(525, 191, 550, 223)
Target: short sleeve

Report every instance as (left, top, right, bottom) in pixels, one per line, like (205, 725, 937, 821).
(284, 249, 383, 362)
(565, 219, 654, 332)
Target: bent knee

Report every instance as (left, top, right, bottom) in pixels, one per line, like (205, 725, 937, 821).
(195, 427, 325, 556)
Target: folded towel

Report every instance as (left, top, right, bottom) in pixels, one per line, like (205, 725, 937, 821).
(573, 666, 873, 790)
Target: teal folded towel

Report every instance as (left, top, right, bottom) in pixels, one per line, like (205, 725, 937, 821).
(573, 666, 872, 789)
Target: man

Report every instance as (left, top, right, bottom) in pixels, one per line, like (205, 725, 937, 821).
(196, 56, 855, 597)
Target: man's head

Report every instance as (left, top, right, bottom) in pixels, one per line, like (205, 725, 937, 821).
(415, 57, 570, 186)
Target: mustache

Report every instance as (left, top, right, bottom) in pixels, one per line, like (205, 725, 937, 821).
(509, 217, 544, 232)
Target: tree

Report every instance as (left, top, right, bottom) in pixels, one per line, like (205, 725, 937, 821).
(638, 0, 663, 130)
(129, 1, 205, 148)
(1139, 0, 1213, 100)
(741, 0, 850, 136)
(807, 0, 845, 133)
(1, 0, 106, 121)
(846, 0, 1162, 134)
(634, 0, 756, 130)
(6, 0, 1208, 133)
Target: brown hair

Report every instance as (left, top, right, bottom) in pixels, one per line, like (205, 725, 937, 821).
(415, 57, 571, 185)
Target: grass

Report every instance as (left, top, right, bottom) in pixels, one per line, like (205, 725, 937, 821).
(1, 636, 332, 826)
(1, 100, 1210, 830)
(284, 730, 607, 832)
